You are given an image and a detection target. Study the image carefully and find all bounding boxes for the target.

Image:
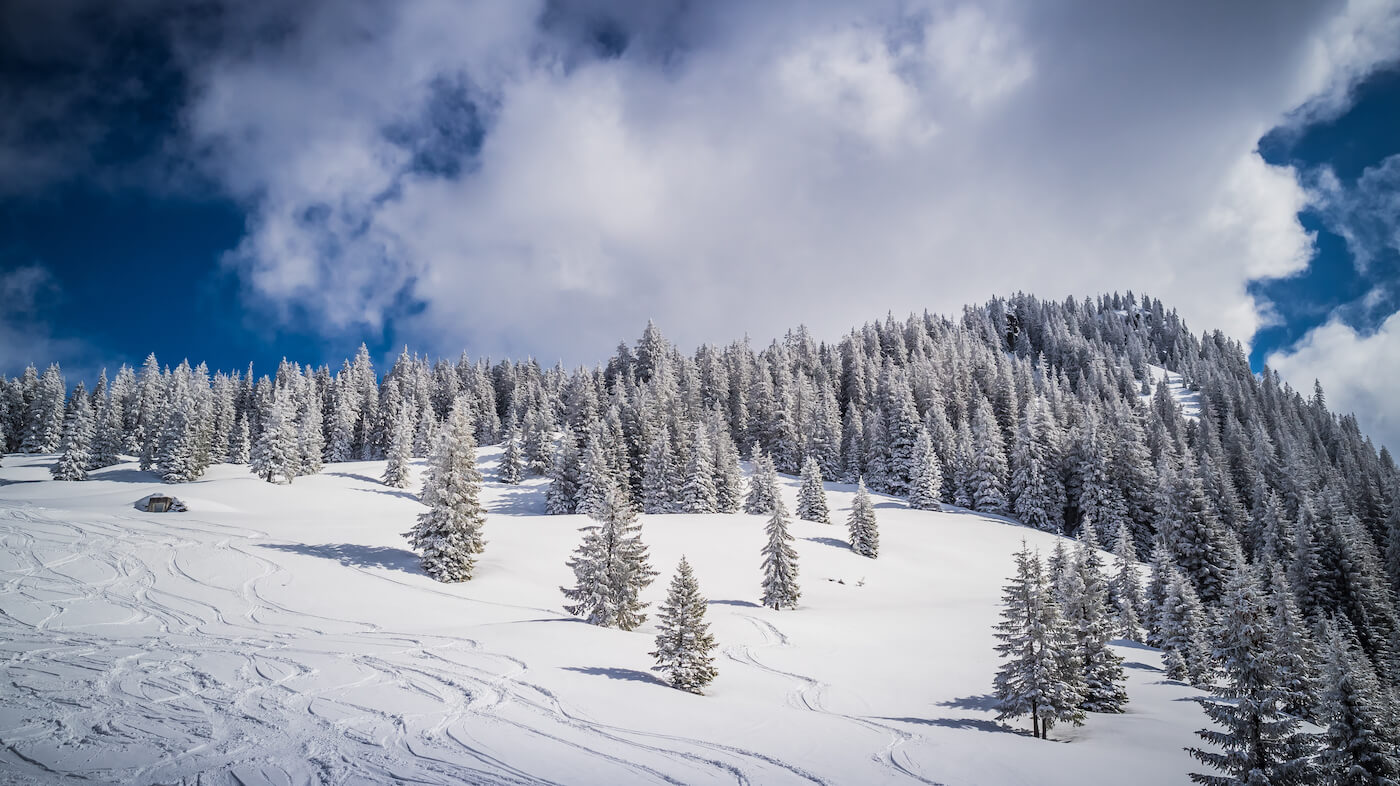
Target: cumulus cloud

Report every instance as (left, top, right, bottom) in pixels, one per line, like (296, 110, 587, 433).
(162, 0, 1389, 364)
(1267, 311, 1400, 453)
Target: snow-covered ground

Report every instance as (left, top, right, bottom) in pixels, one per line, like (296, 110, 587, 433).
(0, 450, 1208, 785)
(1143, 364, 1202, 420)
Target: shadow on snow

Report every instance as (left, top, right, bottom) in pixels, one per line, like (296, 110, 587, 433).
(258, 542, 422, 574)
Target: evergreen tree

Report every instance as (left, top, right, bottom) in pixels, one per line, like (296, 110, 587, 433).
(970, 398, 1010, 514)
(575, 434, 615, 518)
(1266, 563, 1319, 721)
(1011, 397, 1063, 532)
(498, 423, 524, 484)
(1108, 519, 1146, 641)
(1187, 563, 1319, 785)
(227, 412, 250, 464)
(907, 429, 943, 511)
(796, 456, 830, 523)
(90, 387, 124, 469)
(405, 401, 487, 582)
(1317, 616, 1400, 785)
(712, 427, 745, 513)
(992, 542, 1086, 739)
(545, 429, 581, 515)
(641, 426, 679, 514)
(250, 387, 298, 484)
(652, 557, 719, 693)
(50, 392, 94, 481)
(744, 447, 779, 515)
(760, 498, 801, 610)
(847, 477, 880, 558)
(1061, 523, 1129, 713)
(382, 408, 414, 488)
(679, 424, 719, 513)
(561, 483, 657, 629)
(1159, 566, 1213, 685)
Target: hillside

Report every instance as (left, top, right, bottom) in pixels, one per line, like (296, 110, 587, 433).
(0, 449, 1206, 785)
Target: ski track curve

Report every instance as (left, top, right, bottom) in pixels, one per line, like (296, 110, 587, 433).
(724, 614, 945, 785)
(0, 501, 828, 785)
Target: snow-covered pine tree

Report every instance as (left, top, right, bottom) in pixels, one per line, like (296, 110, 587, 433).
(641, 426, 680, 514)
(743, 447, 779, 515)
(992, 542, 1086, 739)
(227, 411, 250, 464)
(1187, 562, 1319, 785)
(90, 384, 124, 469)
(382, 408, 414, 488)
(907, 429, 942, 511)
(1060, 522, 1128, 713)
(250, 386, 298, 484)
(296, 374, 325, 477)
(560, 483, 657, 629)
(760, 497, 801, 610)
(969, 397, 1010, 515)
(679, 424, 718, 513)
(796, 456, 830, 523)
(24, 364, 66, 454)
(1108, 519, 1146, 641)
(1011, 397, 1062, 532)
(712, 426, 745, 513)
(50, 391, 94, 481)
(545, 428, 581, 515)
(847, 477, 880, 558)
(652, 556, 719, 693)
(1266, 563, 1319, 721)
(1316, 615, 1400, 784)
(574, 433, 615, 518)
(1159, 566, 1213, 685)
(405, 400, 486, 582)
(498, 422, 524, 484)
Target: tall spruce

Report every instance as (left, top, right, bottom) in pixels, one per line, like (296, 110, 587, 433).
(405, 401, 487, 582)
(50, 391, 94, 481)
(652, 557, 719, 693)
(907, 429, 942, 511)
(796, 456, 830, 523)
(561, 483, 657, 629)
(847, 477, 880, 558)
(760, 498, 801, 610)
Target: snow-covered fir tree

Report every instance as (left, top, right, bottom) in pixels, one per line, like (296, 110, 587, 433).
(574, 433, 615, 518)
(652, 557, 719, 693)
(796, 456, 830, 523)
(545, 429, 581, 515)
(560, 483, 657, 630)
(712, 427, 745, 513)
(50, 390, 94, 481)
(992, 542, 1086, 739)
(1187, 561, 1319, 785)
(1159, 566, 1213, 685)
(90, 384, 124, 469)
(250, 385, 298, 484)
(405, 400, 487, 582)
(498, 422, 524, 484)
(907, 429, 942, 511)
(382, 408, 414, 488)
(760, 498, 801, 610)
(641, 426, 680, 514)
(847, 477, 879, 558)
(227, 412, 250, 464)
(679, 424, 718, 514)
(1316, 615, 1400, 785)
(969, 397, 1010, 515)
(1108, 519, 1146, 641)
(1060, 520, 1128, 713)
(743, 447, 779, 515)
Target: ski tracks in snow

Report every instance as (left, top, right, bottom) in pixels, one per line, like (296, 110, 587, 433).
(0, 503, 839, 785)
(725, 614, 943, 785)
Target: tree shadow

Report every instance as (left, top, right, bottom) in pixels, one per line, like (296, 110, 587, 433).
(561, 666, 668, 687)
(877, 715, 1025, 736)
(0, 478, 42, 486)
(1110, 638, 1156, 652)
(937, 694, 999, 711)
(86, 467, 164, 484)
(490, 487, 548, 515)
(349, 486, 421, 503)
(802, 536, 851, 550)
(325, 471, 383, 485)
(1122, 661, 1159, 672)
(708, 599, 760, 608)
(258, 542, 422, 574)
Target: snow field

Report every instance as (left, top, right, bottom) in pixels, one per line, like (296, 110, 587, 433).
(0, 450, 1207, 784)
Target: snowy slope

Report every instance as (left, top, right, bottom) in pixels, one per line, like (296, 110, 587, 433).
(1143, 364, 1202, 420)
(0, 451, 1210, 785)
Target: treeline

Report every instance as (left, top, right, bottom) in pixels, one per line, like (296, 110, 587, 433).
(6, 293, 1399, 710)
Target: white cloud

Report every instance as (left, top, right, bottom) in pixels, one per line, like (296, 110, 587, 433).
(1267, 311, 1400, 453)
(176, 0, 1387, 365)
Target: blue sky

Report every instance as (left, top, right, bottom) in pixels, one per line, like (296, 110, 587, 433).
(1, 1, 1398, 447)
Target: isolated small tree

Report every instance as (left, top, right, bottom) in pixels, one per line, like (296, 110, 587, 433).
(499, 423, 524, 484)
(796, 456, 830, 523)
(761, 498, 801, 610)
(652, 557, 719, 693)
(1187, 563, 1318, 785)
(382, 409, 414, 488)
(847, 477, 880, 558)
(744, 447, 779, 515)
(907, 430, 942, 511)
(404, 401, 486, 582)
(50, 394, 94, 481)
(561, 483, 658, 630)
(992, 542, 1086, 739)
